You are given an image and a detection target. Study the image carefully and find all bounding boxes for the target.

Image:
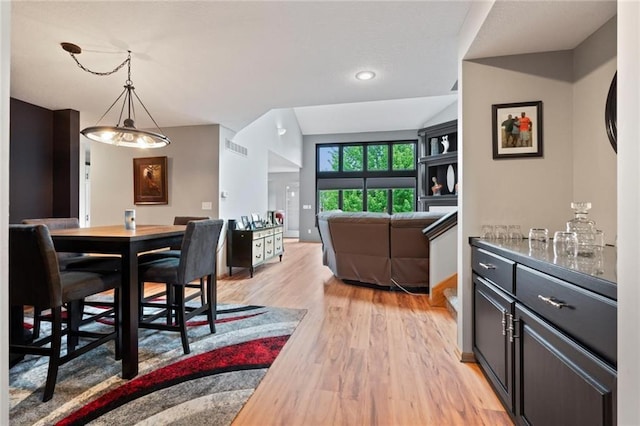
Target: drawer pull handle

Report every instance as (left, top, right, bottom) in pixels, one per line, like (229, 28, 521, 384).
(479, 262, 496, 270)
(537, 295, 569, 309)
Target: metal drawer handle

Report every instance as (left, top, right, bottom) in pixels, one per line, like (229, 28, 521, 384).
(479, 262, 496, 270)
(501, 310, 507, 336)
(537, 295, 569, 309)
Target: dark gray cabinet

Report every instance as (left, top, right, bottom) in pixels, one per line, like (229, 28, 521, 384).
(471, 239, 617, 426)
(473, 275, 515, 411)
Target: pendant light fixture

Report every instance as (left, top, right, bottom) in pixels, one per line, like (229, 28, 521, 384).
(61, 42, 170, 148)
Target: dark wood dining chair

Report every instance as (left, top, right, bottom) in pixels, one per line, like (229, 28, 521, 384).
(138, 216, 211, 319)
(9, 224, 121, 402)
(138, 219, 223, 354)
(22, 218, 120, 338)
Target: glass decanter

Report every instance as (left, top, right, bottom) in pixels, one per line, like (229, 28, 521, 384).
(566, 202, 596, 257)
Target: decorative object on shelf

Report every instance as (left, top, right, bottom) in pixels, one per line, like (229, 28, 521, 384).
(605, 72, 617, 153)
(133, 156, 168, 205)
(566, 201, 598, 257)
(61, 42, 170, 148)
(492, 101, 543, 159)
(431, 177, 442, 196)
(430, 138, 440, 156)
(241, 215, 250, 229)
(446, 165, 455, 193)
(441, 135, 450, 154)
(454, 182, 459, 195)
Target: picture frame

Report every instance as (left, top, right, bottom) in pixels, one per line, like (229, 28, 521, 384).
(133, 156, 168, 205)
(241, 215, 250, 229)
(492, 101, 543, 159)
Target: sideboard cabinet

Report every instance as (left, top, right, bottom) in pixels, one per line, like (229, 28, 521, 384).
(227, 225, 283, 277)
(470, 238, 617, 425)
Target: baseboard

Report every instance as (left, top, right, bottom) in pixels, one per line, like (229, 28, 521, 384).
(454, 346, 477, 363)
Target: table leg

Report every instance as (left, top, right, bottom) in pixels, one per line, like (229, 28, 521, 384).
(121, 249, 139, 379)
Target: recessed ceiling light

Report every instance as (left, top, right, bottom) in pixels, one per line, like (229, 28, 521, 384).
(355, 71, 376, 81)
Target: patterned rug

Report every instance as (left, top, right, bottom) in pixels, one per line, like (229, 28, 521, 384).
(9, 303, 306, 425)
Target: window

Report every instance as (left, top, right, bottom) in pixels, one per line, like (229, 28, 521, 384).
(367, 189, 388, 212)
(392, 188, 415, 213)
(342, 146, 363, 172)
(319, 190, 339, 211)
(367, 145, 388, 171)
(392, 143, 415, 170)
(318, 146, 339, 172)
(316, 141, 417, 213)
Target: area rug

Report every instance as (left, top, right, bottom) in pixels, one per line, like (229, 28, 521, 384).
(9, 303, 306, 425)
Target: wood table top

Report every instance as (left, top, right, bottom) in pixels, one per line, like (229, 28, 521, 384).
(50, 224, 186, 239)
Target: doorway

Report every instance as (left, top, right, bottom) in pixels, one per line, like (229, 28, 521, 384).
(285, 182, 300, 238)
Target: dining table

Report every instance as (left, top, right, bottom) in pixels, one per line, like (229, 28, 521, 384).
(50, 224, 186, 379)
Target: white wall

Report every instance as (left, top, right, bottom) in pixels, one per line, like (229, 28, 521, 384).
(219, 108, 302, 224)
(422, 100, 458, 128)
(573, 17, 617, 244)
(617, 3, 640, 423)
(90, 125, 220, 226)
(0, 2, 10, 422)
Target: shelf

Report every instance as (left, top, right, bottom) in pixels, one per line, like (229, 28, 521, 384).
(419, 151, 457, 165)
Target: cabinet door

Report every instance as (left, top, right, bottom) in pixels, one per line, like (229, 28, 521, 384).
(514, 304, 616, 426)
(473, 274, 515, 411)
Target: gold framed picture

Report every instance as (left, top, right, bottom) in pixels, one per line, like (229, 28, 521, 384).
(133, 156, 168, 205)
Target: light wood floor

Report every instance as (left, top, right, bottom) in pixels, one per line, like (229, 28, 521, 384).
(218, 239, 512, 426)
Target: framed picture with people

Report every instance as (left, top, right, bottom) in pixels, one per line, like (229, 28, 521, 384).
(492, 101, 543, 159)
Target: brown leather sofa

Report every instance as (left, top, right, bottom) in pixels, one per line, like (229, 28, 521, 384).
(317, 210, 445, 290)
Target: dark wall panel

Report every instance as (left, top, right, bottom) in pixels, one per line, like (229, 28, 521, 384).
(53, 109, 80, 217)
(10, 98, 53, 223)
(9, 98, 80, 224)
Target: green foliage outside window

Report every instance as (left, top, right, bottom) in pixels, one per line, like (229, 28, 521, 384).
(392, 188, 415, 213)
(342, 146, 363, 172)
(367, 145, 388, 171)
(392, 143, 415, 170)
(319, 190, 339, 211)
(342, 189, 363, 211)
(367, 189, 388, 212)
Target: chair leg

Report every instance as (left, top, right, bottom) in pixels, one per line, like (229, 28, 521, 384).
(43, 307, 63, 402)
(32, 306, 42, 339)
(175, 286, 190, 355)
(66, 300, 82, 352)
(138, 280, 145, 321)
(166, 283, 174, 325)
(199, 277, 206, 306)
(206, 274, 216, 334)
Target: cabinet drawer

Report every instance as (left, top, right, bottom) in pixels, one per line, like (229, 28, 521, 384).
(264, 236, 275, 259)
(274, 233, 283, 253)
(516, 265, 616, 366)
(472, 247, 515, 293)
(252, 238, 264, 265)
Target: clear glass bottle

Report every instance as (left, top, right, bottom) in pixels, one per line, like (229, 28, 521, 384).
(566, 202, 596, 257)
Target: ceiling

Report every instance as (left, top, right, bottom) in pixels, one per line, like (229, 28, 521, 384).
(10, 1, 616, 137)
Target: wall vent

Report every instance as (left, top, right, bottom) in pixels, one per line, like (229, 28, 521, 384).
(225, 138, 248, 157)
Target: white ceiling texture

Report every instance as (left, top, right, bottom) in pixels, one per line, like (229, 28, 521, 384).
(10, 1, 615, 137)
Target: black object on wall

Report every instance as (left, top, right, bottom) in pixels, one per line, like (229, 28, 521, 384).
(9, 98, 80, 223)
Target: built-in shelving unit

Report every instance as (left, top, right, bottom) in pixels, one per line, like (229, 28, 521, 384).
(417, 119, 458, 211)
